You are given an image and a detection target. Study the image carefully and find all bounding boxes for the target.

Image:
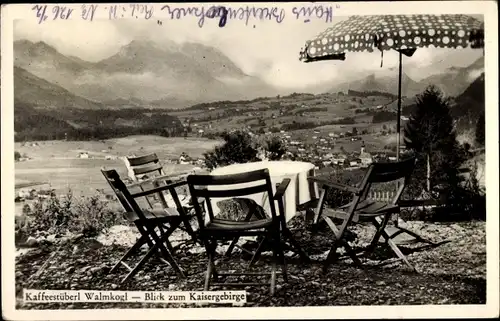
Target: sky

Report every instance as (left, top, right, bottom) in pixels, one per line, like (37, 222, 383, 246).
(12, 4, 484, 89)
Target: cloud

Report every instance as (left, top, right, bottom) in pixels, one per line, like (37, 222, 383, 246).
(13, 11, 483, 89)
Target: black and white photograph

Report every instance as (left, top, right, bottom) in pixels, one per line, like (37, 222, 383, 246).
(1, 1, 498, 319)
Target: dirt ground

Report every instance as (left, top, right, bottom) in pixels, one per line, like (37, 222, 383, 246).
(15, 217, 486, 309)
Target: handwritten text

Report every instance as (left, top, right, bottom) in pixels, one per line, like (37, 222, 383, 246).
(30, 4, 336, 27)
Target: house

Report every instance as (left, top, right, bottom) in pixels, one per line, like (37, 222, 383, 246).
(331, 156, 347, 165)
(359, 143, 373, 167)
(179, 153, 190, 164)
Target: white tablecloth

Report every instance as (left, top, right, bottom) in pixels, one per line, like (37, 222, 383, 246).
(208, 161, 319, 223)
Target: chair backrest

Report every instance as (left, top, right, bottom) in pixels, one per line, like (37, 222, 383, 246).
(360, 156, 417, 205)
(101, 168, 148, 221)
(101, 168, 133, 212)
(187, 169, 277, 229)
(125, 153, 165, 181)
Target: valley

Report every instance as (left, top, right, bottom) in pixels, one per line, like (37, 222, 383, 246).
(12, 37, 486, 208)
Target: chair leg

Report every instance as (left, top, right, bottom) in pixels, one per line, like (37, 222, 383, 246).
(323, 216, 362, 268)
(366, 214, 392, 256)
(161, 221, 182, 255)
(323, 239, 340, 273)
(204, 239, 218, 290)
(204, 254, 213, 291)
(393, 227, 437, 245)
(270, 248, 277, 296)
(122, 244, 158, 283)
(249, 237, 267, 267)
(154, 224, 186, 278)
(110, 235, 148, 273)
(380, 230, 416, 272)
(224, 210, 258, 257)
(274, 230, 288, 283)
(183, 217, 197, 241)
(282, 227, 310, 263)
(224, 237, 241, 258)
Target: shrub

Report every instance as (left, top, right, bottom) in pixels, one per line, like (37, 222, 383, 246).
(265, 137, 286, 161)
(17, 190, 124, 238)
(431, 161, 486, 221)
(372, 111, 396, 123)
(203, 130, 259, 170)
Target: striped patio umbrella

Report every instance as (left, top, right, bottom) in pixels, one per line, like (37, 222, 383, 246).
(299, 14, 484, 160)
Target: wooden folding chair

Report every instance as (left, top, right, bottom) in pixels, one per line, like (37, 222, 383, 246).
(124, 153, 197, 240)
(308, 157, 425, 272)
(187, 169, 290, 296)
(101, 168, 188, 283)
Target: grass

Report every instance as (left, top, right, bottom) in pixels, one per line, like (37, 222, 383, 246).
(15, 135, 221, 160)
(14, 136, 221, 214)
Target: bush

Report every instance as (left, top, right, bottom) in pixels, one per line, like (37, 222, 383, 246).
(203, 130, 260, 170)
(265, 137, 286, 161)
(15, 151, 21, 161)
(372, 111, 396, 123)
(17, 190, 124, 238)
(431, 162, 486, 221)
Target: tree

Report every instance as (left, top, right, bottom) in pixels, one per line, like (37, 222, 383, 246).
(403, 85, 466, 195)
(203, 130, 259, 170)
(352, 127, 358, 136)
(475, 112, 485, 147)
(265, 137, 286, 161)
(15, 151, 21, 161)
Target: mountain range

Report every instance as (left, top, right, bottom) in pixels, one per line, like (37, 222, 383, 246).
(14, 39, 276, 109)
(14, 39, 484, 112)
(331, 56, 484, 98)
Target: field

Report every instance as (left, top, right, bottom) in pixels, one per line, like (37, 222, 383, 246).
(15, 135, 221, 161)
(170, 92, 403, 136)
(14, 136, 221, 214)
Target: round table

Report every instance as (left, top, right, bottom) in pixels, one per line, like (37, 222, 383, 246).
(209, 161, 319, 223)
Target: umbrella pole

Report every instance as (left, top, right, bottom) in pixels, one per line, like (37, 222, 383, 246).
(396, 51, 402, 162)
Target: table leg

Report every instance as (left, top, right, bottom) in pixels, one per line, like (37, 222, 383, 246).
(282, 227, 310, 263)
